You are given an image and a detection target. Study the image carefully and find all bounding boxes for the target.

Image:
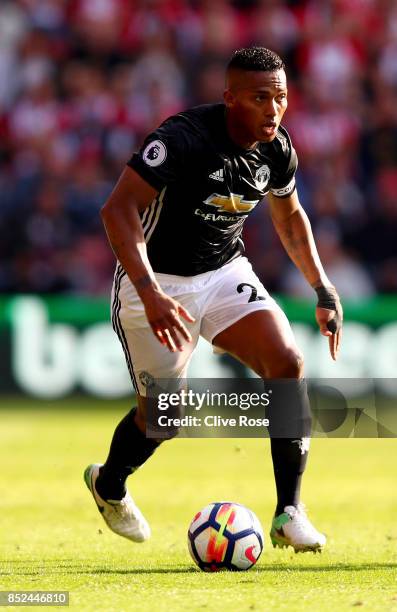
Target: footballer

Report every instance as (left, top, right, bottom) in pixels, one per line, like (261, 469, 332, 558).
(84, 47, 342, 553)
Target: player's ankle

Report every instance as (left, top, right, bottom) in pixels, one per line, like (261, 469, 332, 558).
(95, 466, 127, 501)
(275, 502, 298, 516)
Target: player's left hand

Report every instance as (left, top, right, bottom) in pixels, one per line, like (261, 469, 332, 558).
(314, 286, 343, 361)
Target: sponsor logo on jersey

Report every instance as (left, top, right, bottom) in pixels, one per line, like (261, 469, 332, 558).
(142, 140, 167, 167)
(209, 169, 224, 182)
(255, 164, 270, 187)
(204, 193, 259, 214)
(194, 208, 240, 222)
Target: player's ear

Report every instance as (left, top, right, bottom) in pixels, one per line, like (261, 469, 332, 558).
(224, 89, 235, 108)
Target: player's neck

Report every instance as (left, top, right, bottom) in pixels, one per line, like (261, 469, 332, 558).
(225, 109, 258, 151)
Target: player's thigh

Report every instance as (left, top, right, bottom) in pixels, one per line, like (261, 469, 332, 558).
(113, 266, 200, 394)
(118, 323, 199, 434)
(113, 273, 201, 429)
(213, 309, 303, 378)
(120, 323, 198, 393)
(201, 258, 303, 378)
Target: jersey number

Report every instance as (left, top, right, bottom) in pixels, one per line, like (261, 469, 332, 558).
(237, 283, 266, 303)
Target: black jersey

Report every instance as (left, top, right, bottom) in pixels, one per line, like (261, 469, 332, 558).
(128, 103, 297, 276)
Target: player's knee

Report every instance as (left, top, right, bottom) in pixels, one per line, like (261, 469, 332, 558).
(266, 347, 304, 379)
(135, 394, 182, 441)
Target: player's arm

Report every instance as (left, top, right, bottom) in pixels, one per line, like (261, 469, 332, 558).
(268, 190, 343, 360)
(101, 166, 194, 352)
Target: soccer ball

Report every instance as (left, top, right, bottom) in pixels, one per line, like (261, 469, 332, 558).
(187, 501, 264, 571)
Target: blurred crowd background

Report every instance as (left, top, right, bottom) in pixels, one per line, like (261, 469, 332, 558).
(1, 0, 397, 298)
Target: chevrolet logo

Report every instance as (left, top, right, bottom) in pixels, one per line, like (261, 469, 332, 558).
(204, 193, 259, 214)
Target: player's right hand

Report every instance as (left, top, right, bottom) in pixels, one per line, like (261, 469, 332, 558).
(143, 291, 195, 352)
(314, 285, 343, 361)
(316, 304, 343, 361)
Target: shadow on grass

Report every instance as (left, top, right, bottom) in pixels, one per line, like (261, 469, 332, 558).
(2, 562, 397, 576)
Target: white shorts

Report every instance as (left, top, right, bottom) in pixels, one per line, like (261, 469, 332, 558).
(111, 256, 283, 395)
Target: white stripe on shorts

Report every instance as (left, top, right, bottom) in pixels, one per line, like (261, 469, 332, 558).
(112, 263, 139, 392)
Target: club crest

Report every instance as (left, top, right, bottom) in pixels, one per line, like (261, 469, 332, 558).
(139, 371, 156, 388)
(255, 165, 270, 186)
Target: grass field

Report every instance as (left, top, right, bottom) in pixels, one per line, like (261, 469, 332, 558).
(0, 397, 396, 611)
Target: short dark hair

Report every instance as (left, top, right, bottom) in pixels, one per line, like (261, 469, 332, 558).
(227, 47, 285, 73)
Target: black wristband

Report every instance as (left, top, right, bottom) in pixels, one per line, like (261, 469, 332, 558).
(314, 285, 338, 310)
(314, 286, 342, 333)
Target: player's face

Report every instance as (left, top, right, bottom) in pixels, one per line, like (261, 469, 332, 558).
(224, 69, 288, 146)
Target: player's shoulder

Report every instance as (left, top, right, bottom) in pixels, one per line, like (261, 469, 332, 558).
(158, 103, 223, 137)
(176, 103, 224, 127)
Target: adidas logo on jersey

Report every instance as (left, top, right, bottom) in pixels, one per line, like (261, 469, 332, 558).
(209, 169, 224, 182)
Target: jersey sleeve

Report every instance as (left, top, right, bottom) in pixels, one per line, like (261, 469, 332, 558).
(268, 129, 298, 198)
(127, 117, 190, 191)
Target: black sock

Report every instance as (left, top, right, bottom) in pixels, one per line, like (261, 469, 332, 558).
(270, 437, 309, 515)
(95, 408, 160, 501)
(265, 379, 312, 515)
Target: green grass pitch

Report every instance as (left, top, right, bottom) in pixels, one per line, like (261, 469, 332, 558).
(0, 397, 396, 611)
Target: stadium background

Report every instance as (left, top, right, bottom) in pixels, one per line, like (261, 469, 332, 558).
(1, 0, 397, 398)
(1, 3, 396, 610)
